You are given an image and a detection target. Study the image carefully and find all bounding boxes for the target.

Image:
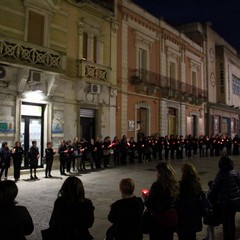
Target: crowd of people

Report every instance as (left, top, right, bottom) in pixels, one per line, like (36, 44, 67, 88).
(1, 133, 240, 181)
(1, 156, 240, 240)
(54, 133, 240, 175)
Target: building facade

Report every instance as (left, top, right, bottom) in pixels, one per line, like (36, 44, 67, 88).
(180, 22, 240, 137)
(117, 0, 206, 139)
(0, 0, 117, 167)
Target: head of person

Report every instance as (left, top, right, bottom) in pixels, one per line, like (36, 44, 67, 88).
(156, 162, 179, 199)
(218, 155, 234, 171)
(181, 162, 200, 183)
(0, 180, 18, 207)
(15, 141, 21, 147)
(32, 140, 37, 146)
(119, 178, 135, 198)
(47, 142, 52, 148)
(58, 176, 85, 203)
(180, 163, 201, 193)
(2, 141, 7, 148)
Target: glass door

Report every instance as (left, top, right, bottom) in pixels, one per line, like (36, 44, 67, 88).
(21, 103, 44, 168)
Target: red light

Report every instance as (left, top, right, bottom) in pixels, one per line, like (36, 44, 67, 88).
(141, 189, 149, 196)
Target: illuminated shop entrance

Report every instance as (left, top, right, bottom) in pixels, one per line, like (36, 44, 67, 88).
(21, 103, 44, 168)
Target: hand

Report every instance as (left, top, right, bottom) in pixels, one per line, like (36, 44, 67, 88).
(141, 189, 149, 199)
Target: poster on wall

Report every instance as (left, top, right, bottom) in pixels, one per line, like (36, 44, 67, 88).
(128, 120, 135, 131)
(52, 110, 64, 134)
(0, 106, 14, 133)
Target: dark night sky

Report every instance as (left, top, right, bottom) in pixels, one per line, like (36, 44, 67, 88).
(132, 0, 240, 52)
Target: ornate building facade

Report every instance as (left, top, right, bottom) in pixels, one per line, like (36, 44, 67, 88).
(116, 0, 206, 139)
(0, 0, 117, 166)
(179, 22, 240, 137)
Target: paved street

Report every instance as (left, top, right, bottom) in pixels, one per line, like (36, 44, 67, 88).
(8, 155, 240, 240)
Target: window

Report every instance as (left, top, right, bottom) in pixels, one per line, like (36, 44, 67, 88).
(83, 32, 88, 60)
(232, 75, 240, 96)
(192, 71, 197, 96)
(169, 62, 176, 89)
(93, 36, 98, 63)
(28, 11, 45, 46)
(138, 48, 147, 80)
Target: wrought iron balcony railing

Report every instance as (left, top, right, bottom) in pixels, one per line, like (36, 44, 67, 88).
(130, 68, 207, 103)
(77, 59, 111, 82)
(0, 36, 65, 73)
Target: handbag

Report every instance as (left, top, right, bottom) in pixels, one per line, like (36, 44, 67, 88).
(200, 191, 213, 218)
(142, 208, 152, 234)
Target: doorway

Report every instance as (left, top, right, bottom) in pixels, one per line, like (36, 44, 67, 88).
(80, 109, 96, 142)
(167, 107, 177, 135)
(191, 115, 198, 137)
(137, 107, 148, 137)
(20, 103, 44, 168)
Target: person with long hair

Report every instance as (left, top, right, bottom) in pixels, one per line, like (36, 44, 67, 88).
(0, 180, 34, 239)
(177, 163, 203, 240)
(142, 162, 179, 240)
(47, 176, 95, 240)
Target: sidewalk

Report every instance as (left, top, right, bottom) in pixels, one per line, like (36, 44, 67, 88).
(6, 156, 240, 240)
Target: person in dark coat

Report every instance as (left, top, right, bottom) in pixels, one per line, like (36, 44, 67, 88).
(0, 180, 34, 240)
(58, 140, 68, 175)
(143, 162, 179, 240)
(208, 156, 240, 240)
(0, 141, 12, 180)
(177, 163, 203, 240)
(11, 141, 24, 182)
(44, 141, 56, 178)
(95, 136, 103, 169)
(107, 178, 144, 240)
(48, 176, 95, 240)
(28, 140, 39, 179)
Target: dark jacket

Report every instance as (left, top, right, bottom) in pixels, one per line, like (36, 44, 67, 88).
(28, 146, 39, 168)
(0, 146, 11, 168)
(145, 181, 177, 213)
(208, 169, 240, 207)
(12, 147, 24, 162)
(45, 147, 54, 161)
(108, 196, 144, 240)
(0, 205, 34, 240)
(177, 181, 203, 234)
(49, 196, 94, 240)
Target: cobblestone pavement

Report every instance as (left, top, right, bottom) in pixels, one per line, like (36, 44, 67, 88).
(7, 155, 240, 240)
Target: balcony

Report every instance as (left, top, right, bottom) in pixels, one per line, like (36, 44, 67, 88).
(77, 59, 111, 82)
(130, 68, 207, 105)
(74, 0, 114, 17)
(0, 36, 65, 73)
